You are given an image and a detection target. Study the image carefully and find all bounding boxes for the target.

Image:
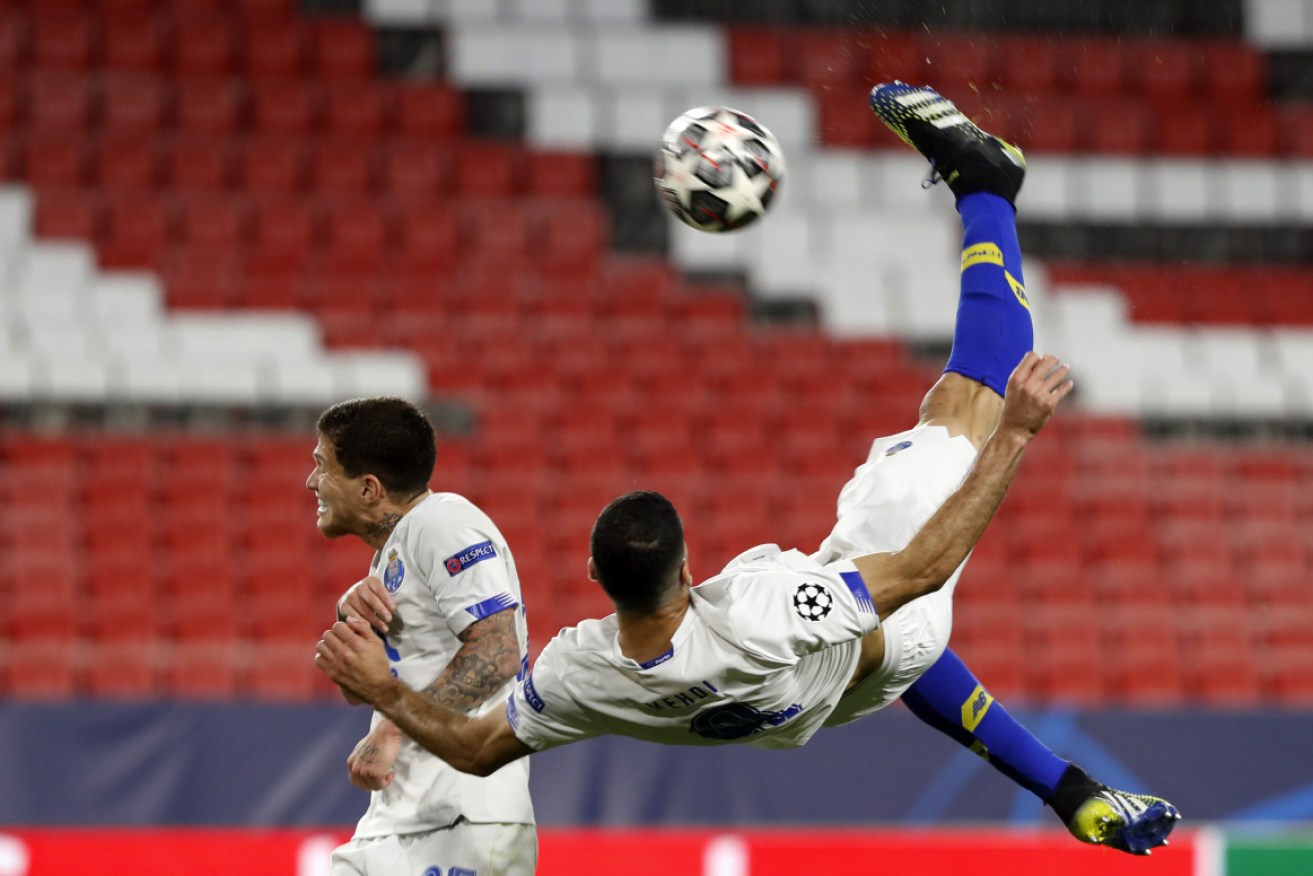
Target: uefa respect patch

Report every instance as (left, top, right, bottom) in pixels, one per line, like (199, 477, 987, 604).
(445, 540, 497, 576)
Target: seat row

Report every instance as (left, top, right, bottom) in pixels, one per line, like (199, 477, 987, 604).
(0, 10, 375, 80)
(1, 74, 466, 142)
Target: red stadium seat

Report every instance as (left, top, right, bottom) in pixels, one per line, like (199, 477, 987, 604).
(525, 151, 597, 197)
(174, 193, 250, 251)
(102, 15, 166, 73)
(25, 71, 93, 135)
(242, 22, 308, 79)
(309, 138, 379, 196)
(814, 89, 879, 149)
(165, 134, 235, 192)
(3, 639, 81, 699)
(35, 189, 100, 240)
(380, 140, 453, 201)
(161, 247, 240, 308)
(1199, 41, 1267, 108)
(794, 31, 861, 91)
(0, 15, 28, 76)
(1135, 40, 1200, 106)
(1087, 101, 1154, 154)
(455, 141, 523, 197)
(865, 30, 925, 86)
(84, 640, 162, 698)
(100, 193, 171, 268)
(992, 36, 1059, 95)
(100, 74, 170, 136)
(727, 27, 788, 85)
(166, 641, 240, 698)
(394, 82, 464, 139)
(249, 78, 324, 137)
(324, 80, 392, 139)
(1065, 39, 1129, 98)
(236, 136, 308, 195)
(921, 32, 995, 93)
(172, 16, 237, 78)
(309, 19, 375, 80)
(31, 12, 97, 71)
(174, 78, 245, 136)
(93, 134, 161, 191)
(250, 197, 319, 267)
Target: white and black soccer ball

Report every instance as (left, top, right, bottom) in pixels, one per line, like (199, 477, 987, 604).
(654, 106, 786, 233)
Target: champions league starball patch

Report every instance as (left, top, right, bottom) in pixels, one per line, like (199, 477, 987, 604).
(383, 548, 405, 593)
(793, 582, 833, 622)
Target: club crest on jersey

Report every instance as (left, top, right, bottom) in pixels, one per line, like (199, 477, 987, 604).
(885, 440, 913, 456)
(445, 540, 497, 576)
(793, 582, 833, 622)
(383, 548, 405, 593)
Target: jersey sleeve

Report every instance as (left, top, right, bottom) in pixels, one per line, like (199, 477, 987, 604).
(411, 510, 519, 637)
(724, 558, 880, 663)
(504, 635, 597, 752)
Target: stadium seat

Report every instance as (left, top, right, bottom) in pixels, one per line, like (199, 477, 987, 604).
(31, 12, 97, 72)
(99, 192, 171, 267)
(3, 639, 81, 699)
(324, 80, 392, 138)
(35, 189, 100, 240)
(93, 133, 161, 191)
(102, 15, 166, 73)
(394, 83, 465, 139)
(249, 78, 324, 137)
(172, 16, 237, 78)
(100, 74, 170, 136)
(242, 22, 308, 79)
(166, 640, 241, 698)
(309, 139, 379, 196)
(727, 27, 788, 85)
(174, 78, 245, 136)
(309, 18, 375, 80)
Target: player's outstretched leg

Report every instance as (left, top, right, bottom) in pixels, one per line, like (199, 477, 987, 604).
(901, 650, 1180, 856)
(870, 82, 1032, 445)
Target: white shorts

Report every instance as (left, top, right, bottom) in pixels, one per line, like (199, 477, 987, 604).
(811, 424, 979, 727)
(330, 821, 537, 876)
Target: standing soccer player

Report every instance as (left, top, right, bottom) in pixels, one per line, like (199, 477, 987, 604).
(315, 86, 1180, 856)
(307, 397, 536, 875)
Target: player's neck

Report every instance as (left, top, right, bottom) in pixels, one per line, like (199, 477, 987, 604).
(615, 596, 690, 665)
(359, 489, 431, 549)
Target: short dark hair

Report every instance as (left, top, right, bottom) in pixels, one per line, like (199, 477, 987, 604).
(316, 397, 436, 497)
(590, 491, 686, 613)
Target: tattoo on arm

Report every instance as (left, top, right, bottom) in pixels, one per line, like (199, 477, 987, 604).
(424, 610, 521, 712)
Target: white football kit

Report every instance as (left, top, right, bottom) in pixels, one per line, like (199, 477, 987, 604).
(508, 424, 978, 752)
(332, 493, 535, 876)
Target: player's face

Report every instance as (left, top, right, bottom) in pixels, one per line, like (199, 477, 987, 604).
(306, 438, 366, 539)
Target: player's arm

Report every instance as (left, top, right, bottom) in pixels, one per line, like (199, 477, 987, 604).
(420, 608, 522, 710)
(854, 352, 1072, 619)
(317, 616, 534, 776)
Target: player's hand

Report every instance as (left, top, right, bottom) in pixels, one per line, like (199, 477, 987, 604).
(999, 352, 1073, 439)
(346, 719, 402, 791)
(316, 617, 397, 705)
(338, 575, 395, 634)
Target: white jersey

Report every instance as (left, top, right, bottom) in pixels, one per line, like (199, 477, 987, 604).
(350, 492, 534, 839)
(506, 547, 880, 752)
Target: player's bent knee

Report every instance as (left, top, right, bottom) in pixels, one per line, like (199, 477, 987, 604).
(918, 373, 1003, 448)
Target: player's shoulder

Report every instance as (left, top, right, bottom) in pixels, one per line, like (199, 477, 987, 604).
(401, 492, 501, 534)
(537, 616, 617, 669)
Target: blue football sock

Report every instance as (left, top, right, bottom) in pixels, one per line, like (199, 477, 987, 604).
(901, 648, 1069, 800)
(944, 192, 1033, 396)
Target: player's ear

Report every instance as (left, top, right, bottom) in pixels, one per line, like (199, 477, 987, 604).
(359, 473, 384, 505)
(679, 556, 693, 588)
(587, 557, 598, 581)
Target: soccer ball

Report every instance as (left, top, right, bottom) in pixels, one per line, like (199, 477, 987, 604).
(654, 106, 786, 233)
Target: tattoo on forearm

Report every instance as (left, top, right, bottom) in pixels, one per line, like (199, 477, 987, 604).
(425, 611, 520, 712)
(365, 513, 403, 542)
